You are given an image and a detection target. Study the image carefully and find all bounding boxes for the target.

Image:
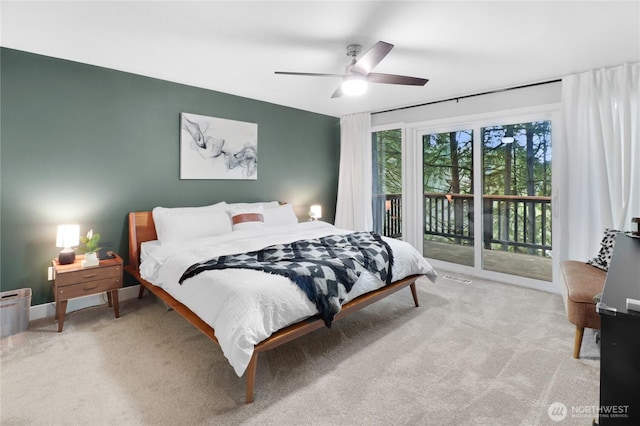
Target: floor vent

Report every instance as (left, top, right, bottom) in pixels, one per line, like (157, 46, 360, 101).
(442, 275, 472, 284)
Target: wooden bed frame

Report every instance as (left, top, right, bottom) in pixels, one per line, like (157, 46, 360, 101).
(124, 211, 422, 403)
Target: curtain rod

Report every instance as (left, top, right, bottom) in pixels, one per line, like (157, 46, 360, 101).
(372, 78, 562, 115)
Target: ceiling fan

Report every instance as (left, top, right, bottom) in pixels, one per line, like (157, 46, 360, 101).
(275, 41, 429, 98)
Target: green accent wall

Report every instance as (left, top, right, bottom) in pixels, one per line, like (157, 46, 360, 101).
(1, 48, 340, 305)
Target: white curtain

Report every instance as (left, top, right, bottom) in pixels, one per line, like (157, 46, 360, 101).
(334, 112, 373, 231)
(559, 63, 640, 261)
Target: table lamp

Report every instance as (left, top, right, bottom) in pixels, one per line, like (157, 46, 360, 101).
(56, 224, 80, 264)
(309, 205, 322, 221)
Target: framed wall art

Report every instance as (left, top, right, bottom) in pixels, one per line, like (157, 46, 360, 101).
(180, 112, 258, 180)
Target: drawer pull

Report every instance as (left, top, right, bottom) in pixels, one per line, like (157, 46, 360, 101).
(83, 284, 99, 291)
(82, 273, 98, 279)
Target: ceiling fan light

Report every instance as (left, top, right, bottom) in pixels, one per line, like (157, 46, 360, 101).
(342, 76, 368, 96)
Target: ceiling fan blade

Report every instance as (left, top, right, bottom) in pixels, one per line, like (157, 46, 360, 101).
(331, 85, 343, 98)
(351, 41, 394, 75)
(274, 71, 343, 78)
(366, 73, 429, 86)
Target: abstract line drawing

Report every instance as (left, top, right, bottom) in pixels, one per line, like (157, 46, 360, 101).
(180, 113, 258, 180)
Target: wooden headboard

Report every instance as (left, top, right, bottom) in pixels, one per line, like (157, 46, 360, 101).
(127, 212, 157, 272)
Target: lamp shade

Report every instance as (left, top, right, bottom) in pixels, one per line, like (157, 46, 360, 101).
(309, 205, 322, 220)
(56, 224, 80, 248)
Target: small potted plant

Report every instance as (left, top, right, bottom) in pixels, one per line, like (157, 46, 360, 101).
(79, 229, 101, 267)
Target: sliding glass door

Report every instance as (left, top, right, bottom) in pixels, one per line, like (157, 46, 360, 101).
(415, 115, 553, 282)
(372, 109, 555, 283)
(422, 129, 474, 266)
(481, 121, 552, 280)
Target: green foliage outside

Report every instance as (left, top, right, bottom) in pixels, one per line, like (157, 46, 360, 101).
(482, 122, 552, 197)
(372, 129, 402, 195)
(373, 121, 552, 257)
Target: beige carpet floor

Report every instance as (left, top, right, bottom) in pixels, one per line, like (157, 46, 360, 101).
(1, 271, 600, 425)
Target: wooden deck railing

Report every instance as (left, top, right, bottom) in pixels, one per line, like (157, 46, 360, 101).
(373, 192, 552, 256)
(372, 193, 402, 238)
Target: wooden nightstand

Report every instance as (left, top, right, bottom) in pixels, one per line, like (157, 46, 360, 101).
(52, 253, 123, 332)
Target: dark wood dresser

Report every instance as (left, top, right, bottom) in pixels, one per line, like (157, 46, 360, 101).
(596, 234, 640, 425)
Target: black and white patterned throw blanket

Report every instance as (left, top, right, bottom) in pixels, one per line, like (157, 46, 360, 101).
(179, 232, 394, 327)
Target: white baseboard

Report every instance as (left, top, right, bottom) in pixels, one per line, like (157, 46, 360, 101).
(29, 285, 141, 322)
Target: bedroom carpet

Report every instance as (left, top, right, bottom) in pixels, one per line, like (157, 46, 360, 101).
(1, 271, 600, 425)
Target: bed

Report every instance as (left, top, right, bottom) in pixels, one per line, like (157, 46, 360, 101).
(124, 202, 437, 403)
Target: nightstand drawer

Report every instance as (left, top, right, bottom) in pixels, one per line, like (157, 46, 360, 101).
(56, 265, 121, 287)
(56, 277, 121, 300)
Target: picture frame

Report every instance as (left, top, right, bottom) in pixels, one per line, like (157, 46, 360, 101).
(180, 112, 258, 180)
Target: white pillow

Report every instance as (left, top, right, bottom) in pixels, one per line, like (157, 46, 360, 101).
(227, 201, 280, 209)
(228, 205, 265, 231)
(263, 203, 299, 227)
(152, 202, 231, 244)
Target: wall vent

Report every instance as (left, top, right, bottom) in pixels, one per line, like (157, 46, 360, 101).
(442, 275, 472, 284)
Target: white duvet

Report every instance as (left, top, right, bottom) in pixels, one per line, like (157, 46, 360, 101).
(139, 221, 437, 376)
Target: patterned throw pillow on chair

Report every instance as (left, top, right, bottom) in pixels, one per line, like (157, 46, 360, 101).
(586, 229, 621, 271)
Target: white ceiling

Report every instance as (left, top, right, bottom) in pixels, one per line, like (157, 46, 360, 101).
(2, 1, 639, 118)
